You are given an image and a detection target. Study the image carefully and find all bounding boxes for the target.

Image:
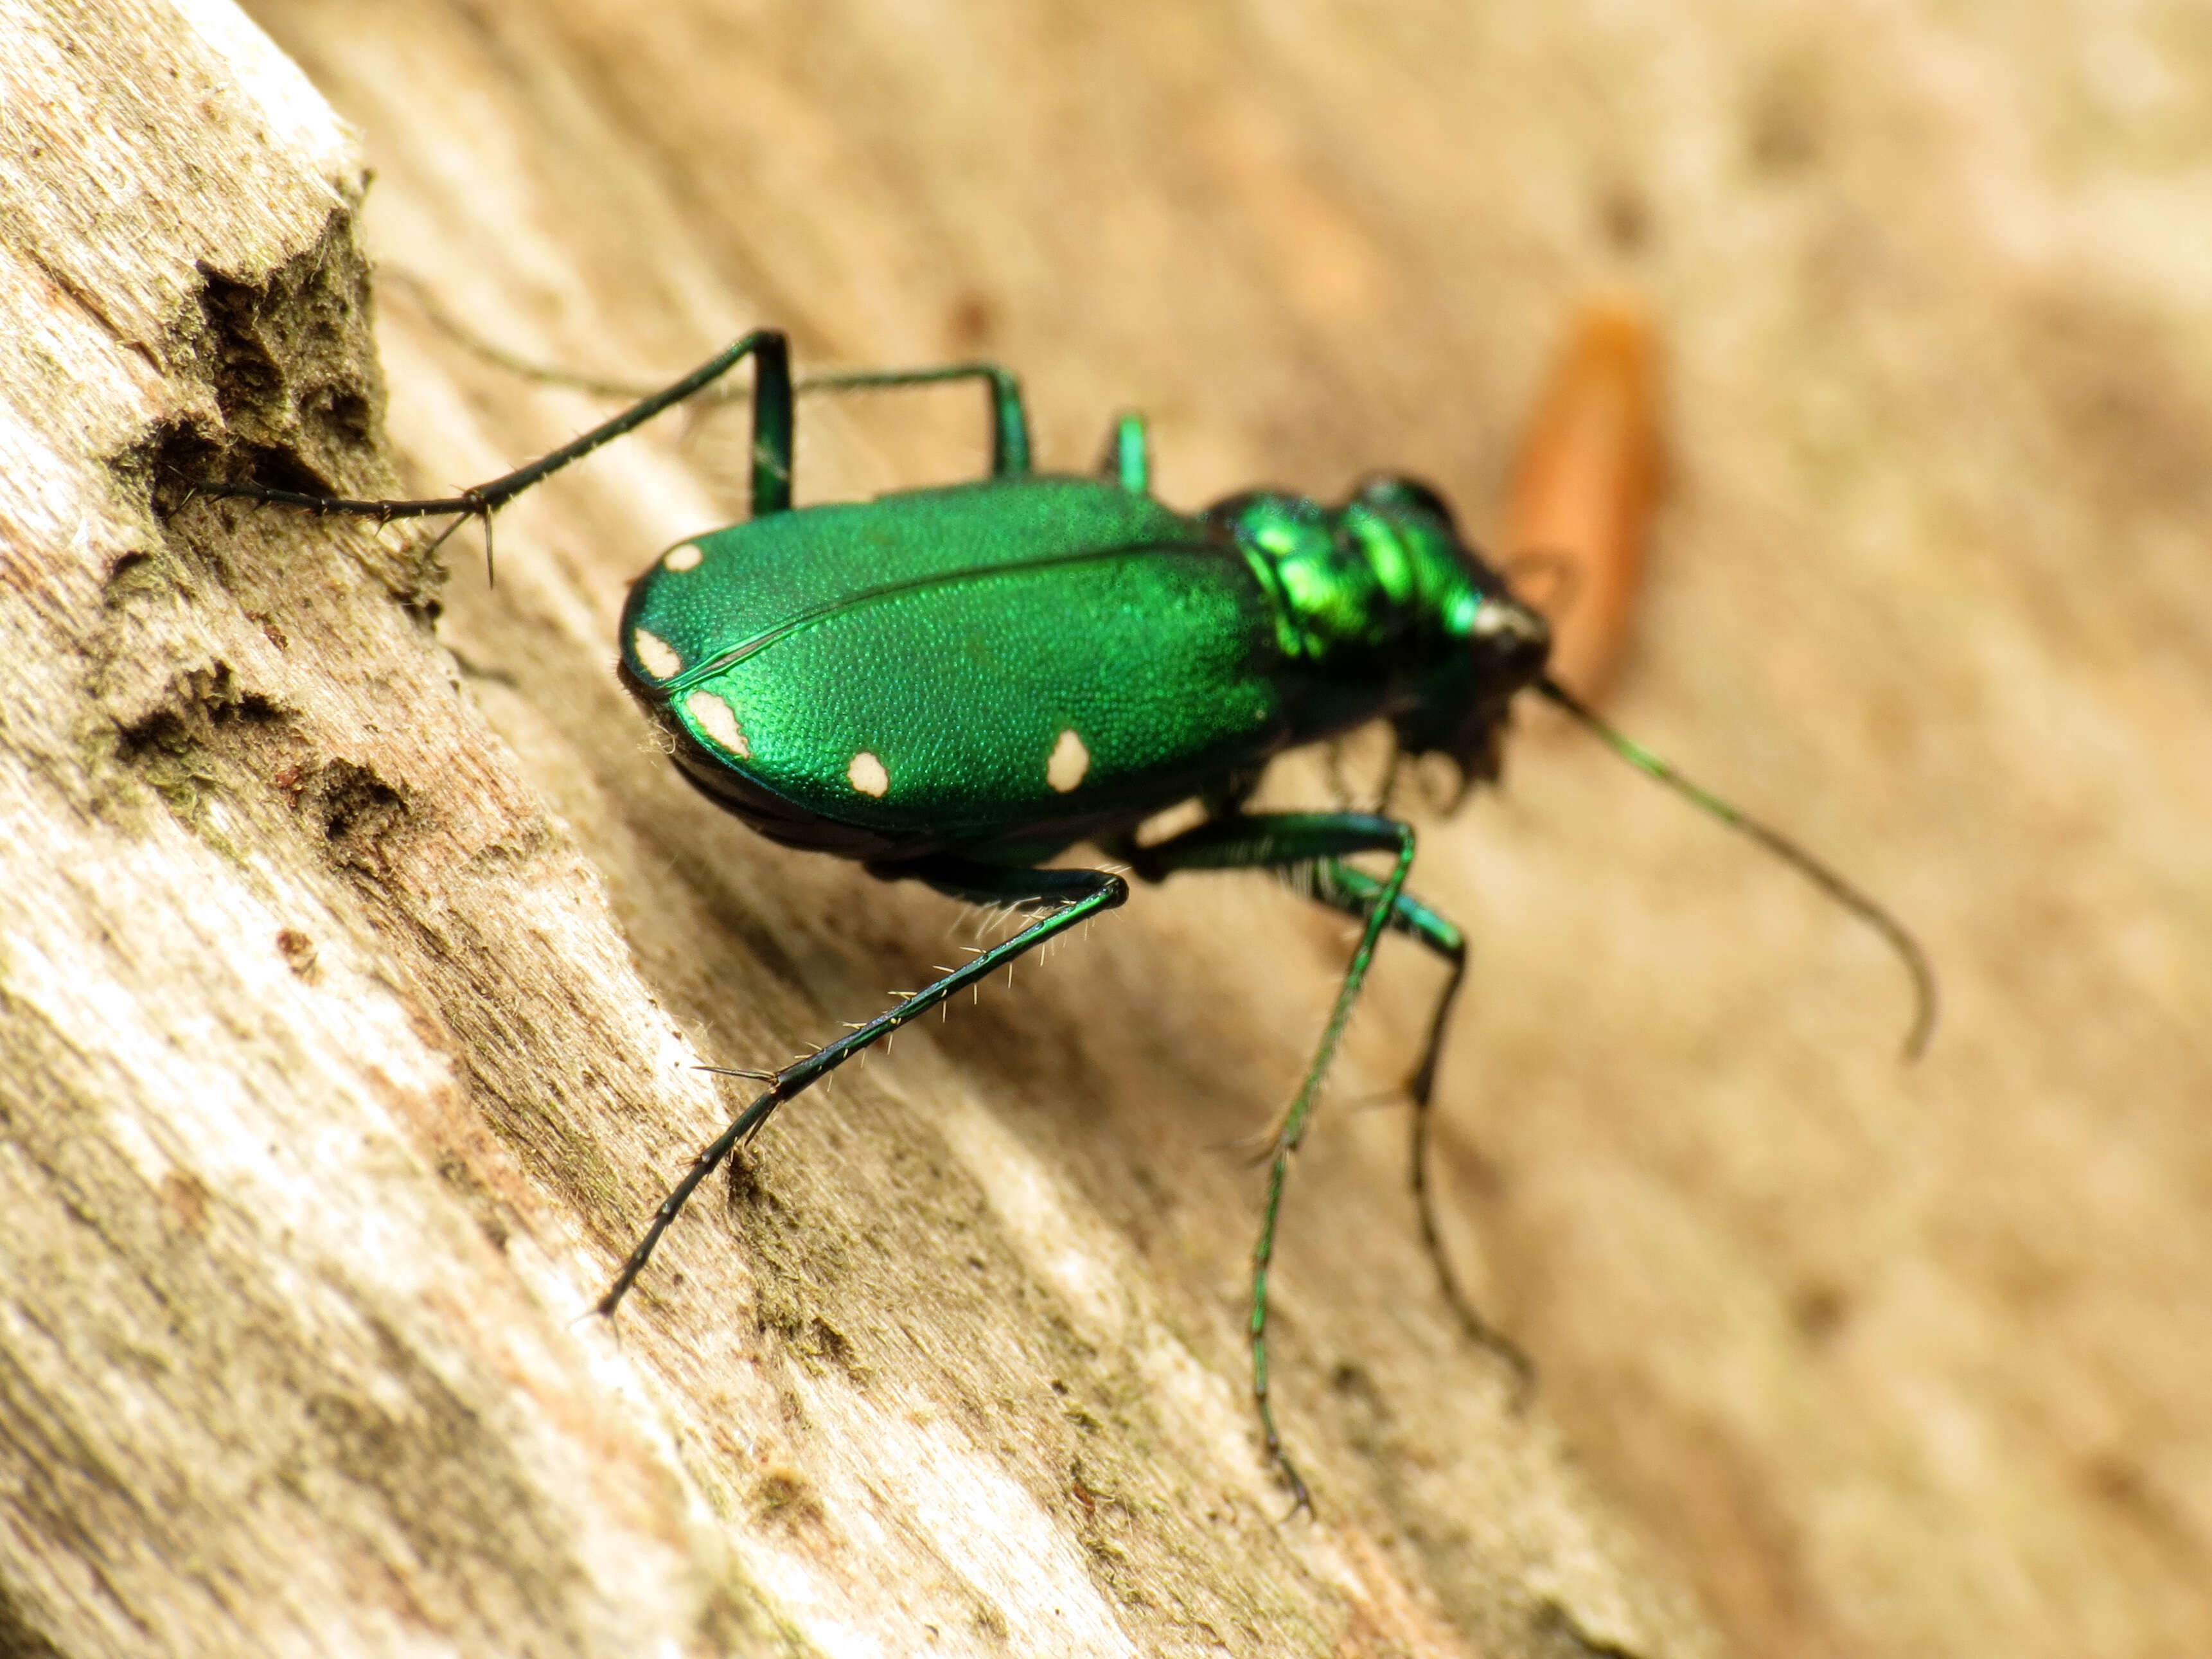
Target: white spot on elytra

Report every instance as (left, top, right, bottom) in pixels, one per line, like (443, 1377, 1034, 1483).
(1047, 728, 1090, 792)
(663, 543, 703, 572)
(632, 628, 682, 679)
(685, 689, 749, 757)
(847, 750, 889, 797)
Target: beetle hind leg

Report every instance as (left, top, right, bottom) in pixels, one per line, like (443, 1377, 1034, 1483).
(594, 859, 1125, 1319)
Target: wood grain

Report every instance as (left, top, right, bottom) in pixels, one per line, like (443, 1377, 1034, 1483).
(4, 1, 2208, 1656)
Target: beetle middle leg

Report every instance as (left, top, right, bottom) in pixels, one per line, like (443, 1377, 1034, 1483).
(799, 362, 1033, 477)
(1124, 811, 1419, 1510)
(596, 859, 1126, 1318)
(382, 275, 1046, 484)
(211, 310, 1048, 539)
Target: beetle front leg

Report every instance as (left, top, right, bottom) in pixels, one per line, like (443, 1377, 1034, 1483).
(1128, 812, 1418, 1511)
(1304, 862, 1534, 1400)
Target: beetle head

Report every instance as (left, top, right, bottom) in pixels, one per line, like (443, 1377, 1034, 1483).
(1349, 475, 1552, 794)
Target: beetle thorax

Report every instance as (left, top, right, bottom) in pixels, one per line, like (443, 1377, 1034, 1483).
(1211, 492, 1460, 665)
(1208, 481, 1548, 760)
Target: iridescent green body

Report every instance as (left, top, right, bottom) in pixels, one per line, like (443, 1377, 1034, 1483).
(591, 366, 1552, 1509)
(619, 473, 1538, 870)
(219, 322, 1927, 1513)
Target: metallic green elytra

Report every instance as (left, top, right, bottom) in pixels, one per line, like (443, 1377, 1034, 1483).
(215, 324, 1933, 1512)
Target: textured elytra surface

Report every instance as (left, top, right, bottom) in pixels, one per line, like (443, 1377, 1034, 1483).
(7, 1, 2211, 1657)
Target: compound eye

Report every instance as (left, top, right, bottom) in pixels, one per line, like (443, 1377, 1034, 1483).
(1353, 474, 1458, 530)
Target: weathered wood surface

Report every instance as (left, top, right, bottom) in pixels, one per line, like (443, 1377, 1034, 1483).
(3, 1, 2208, 1656)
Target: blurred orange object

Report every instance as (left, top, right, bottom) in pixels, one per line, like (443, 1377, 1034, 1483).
(1500, 298, 1663, 704)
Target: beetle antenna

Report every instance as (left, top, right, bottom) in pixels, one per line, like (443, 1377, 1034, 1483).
(1537, 676, 1936, 1059)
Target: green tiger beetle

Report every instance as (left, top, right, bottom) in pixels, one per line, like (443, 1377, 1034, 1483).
(217, 326, 1934, 1509)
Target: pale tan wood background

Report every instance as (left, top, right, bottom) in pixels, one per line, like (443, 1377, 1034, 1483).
(3, 1, 2206, 1655)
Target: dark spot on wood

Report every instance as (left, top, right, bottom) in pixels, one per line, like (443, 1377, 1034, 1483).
(115, 707, 190, 765)
(723, 1148, 766, 1207)
(189, 213, 391, 497)
(158, 1169, 211, 1237)
(198, 267, 287, 424)
(947, 290, 995, 352)
(1791, 1281, 1850, 1344)
(1600, 186, 1651, 253)
(1747, 64, 1824, 175)
(2078, 1451, 2194, 1563)
(752, 1467, 825, 1529)
(807, 1315, 855, 1374)
(309, 759, 407, 872)
(1330, 1360, 1392, 1458)
(100, 547, 159, 601)
(276, 928, 317, 978)
(1453, 1140, 1509, 1199)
